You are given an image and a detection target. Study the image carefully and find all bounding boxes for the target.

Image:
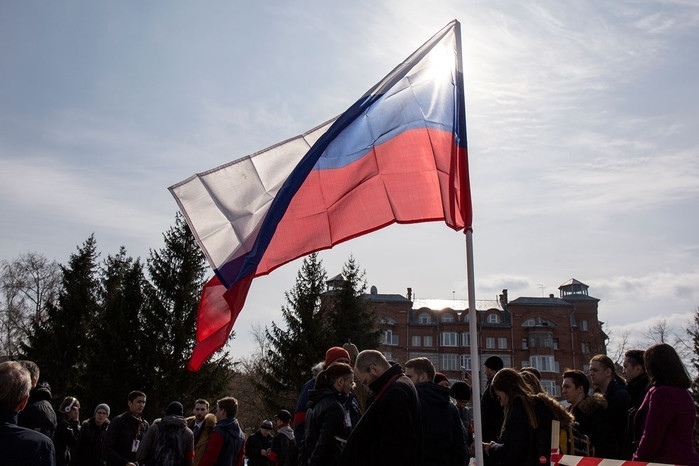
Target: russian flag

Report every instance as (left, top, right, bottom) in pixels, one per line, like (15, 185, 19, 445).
(170, 20, 472, 370)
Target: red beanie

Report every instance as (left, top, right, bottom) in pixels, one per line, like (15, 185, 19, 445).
(325, 346, 351, 366)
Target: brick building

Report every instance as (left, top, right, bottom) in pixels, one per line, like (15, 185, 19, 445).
(363, 278, 607, 397)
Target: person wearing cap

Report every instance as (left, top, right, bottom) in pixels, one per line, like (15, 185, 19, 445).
(481, 356, 505, 443)
(186, 399, 216, 466)
(433, 372, 450, 388)
(103, 390, 149, 466)
(137, 401, 195, 466)
(451, 381, 474, 448)
(405, 357, 467, 466)
(339, 349, 421, 466)
(199, 397, 245, 466)
(245, 419, 274, 466)
(74, 403, 110, 466)
(293, 346, 351, 442)
(269, 409, 296, 466)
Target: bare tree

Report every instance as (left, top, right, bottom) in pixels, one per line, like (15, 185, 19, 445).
(0, 253, 60, 358)
(606, 327, 632, 364)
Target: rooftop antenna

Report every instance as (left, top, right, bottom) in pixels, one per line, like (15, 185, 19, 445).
(538, 284, 544, 297)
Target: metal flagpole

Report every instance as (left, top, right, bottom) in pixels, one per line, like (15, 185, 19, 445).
(466, 229, 484, 466)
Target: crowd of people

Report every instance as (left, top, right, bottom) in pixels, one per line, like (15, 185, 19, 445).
(1, 341, 698, 466)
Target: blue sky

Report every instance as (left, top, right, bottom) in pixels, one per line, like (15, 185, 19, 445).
(2, 1, 698, 360)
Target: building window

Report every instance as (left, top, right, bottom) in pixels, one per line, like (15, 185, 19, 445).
(521, 338, 528, 350)
(498, 337, 507, 349)
(553, 338, 559, 350)
(441, 313, 454, 323)
(581, 342, 590, 354)
(487, 313, 500, 324)
(441, 332, 458, 347)
(424, 336, 433, 347)
(541, 380, 560, 397)
(411, 335, 421, 347)
(485, 337, 495, 349)
(528, 355, 557, 373)
(461, 332, 470, 347)
(460, 355, 471, 371)
(418, 312, 432, 324)
(381, 330, 398, 346)
(441, 353, 458, 371)
(580, 320, 589, 331)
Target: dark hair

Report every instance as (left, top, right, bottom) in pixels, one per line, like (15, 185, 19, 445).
(217, 397, 238, 418)
(624, 350, 645, 368)
(562, 369, 590, 395)
(128, 390, 146, 402)
(590, 354, 626, 387)
(520, 370, 545, 394)
(405, 357, 436, 381)
(490, 368, 538, 431)
(450, 381, 471, 401)
(18, 360, 39, 383)
(194, 399, 209, 408)
(520, 366, 541, 380)
(644, 343, 691, 388)
(59, 396, 80, 414)
(315, 362, 353, 389)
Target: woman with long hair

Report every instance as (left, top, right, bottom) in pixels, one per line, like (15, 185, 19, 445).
(483, 368, 572, 466)
(632, 343, 699, 465)
(299, 362, 355, 466)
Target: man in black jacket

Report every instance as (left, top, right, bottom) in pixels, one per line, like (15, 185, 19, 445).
(405, 357, 467, 466)
(0, 361, 56, 466)
(480, 356, 504, 443)
(622, 349, 649, 459)
(103, 390, 149, 466)
(340, 350, 421, 466)
(17, 360, 57, 439)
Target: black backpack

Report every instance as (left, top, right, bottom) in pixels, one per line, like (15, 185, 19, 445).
(150, 422, 184, 466)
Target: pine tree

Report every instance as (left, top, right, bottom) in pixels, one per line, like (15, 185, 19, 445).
(142, 213, 233, 416)
(22, 235, 100, 396)
(327, 255, 380, 351)
(257, 253, 331, 413)
(82, 246, 150, 412)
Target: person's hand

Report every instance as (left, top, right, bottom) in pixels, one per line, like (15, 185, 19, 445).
(483, 441, 494, 456)
(261, 449, 268, 456)
(463, 371, 472, 385)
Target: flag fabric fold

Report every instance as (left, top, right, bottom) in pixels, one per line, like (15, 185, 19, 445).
(170, 19, 472, 370)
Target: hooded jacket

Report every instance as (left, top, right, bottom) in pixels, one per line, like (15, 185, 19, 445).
(570, 393, 617, 459)
(74, 416, 110, 466)
(136, 414, 195, 465)
(200, 417, 245, 466)
(415, 382, 467, 466)
(17, 381, 57, 439)
(300, 386, 350, 466)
